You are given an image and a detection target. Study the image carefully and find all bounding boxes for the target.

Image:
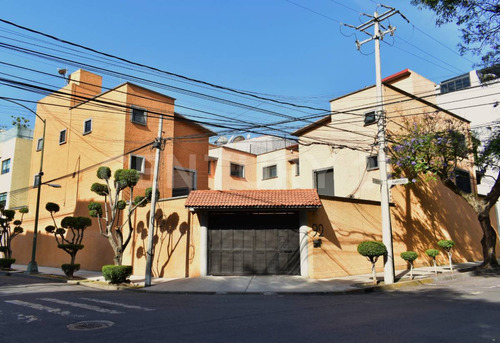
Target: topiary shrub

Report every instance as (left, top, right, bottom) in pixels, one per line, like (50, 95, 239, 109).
(425, 249, 440, 275)
(438, 240, 455, 272)
(61, 264, 80, 278)
(400, 251, 418, 280)
(357, 241, 387, 285)
(102, 265, 133, 284)
(0, 258, 16, 270)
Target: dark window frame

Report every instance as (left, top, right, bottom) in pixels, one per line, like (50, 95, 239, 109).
(83, 118, 93, 135)
(367, 155, 379, 171)
(455, 168, 472, 194)
(314, 167, 334, 196)
(130, 154, 145, 173)
(36, 138, 43, 152)
(364, 110, 377, 126)
(59, 129, 67, 145)
(130, 106, 147, 126)
(1, 159, 11, 174)
(230, 163, 245, 178)
(262, 164, 278, 180)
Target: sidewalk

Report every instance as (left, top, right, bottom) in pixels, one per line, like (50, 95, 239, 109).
(7, 262, 480, 294)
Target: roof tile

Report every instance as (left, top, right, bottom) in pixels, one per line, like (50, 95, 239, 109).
(185, 189, 321, 209)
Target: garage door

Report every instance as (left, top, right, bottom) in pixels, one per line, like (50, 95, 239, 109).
(208, 212, 300, 276)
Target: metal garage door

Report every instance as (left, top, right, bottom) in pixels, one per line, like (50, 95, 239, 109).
(208, 212, 300, 276)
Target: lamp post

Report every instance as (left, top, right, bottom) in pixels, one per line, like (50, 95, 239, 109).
(0, 98, 47, 274)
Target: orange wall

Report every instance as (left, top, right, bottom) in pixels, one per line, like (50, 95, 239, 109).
(307, 180, 494, 278)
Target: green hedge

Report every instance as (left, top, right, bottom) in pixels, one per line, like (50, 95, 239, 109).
(0, 258, 16, 270)
(400, 251, 418, 262)
(61, 264, 80, 277)
(357, 241, 387, 258)
(102, 265, 133, 284)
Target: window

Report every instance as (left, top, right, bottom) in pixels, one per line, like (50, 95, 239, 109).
(173, 167, 197, 197)
(367, 155, 378, 170)
(440, 74, 471, 94)
(1, 159, 11, 174)
(230, 163, 245, 178)
(0, 192, 6, 209)
(83, 119, 92, 135)
(263, 165, 277, 180)
(314, 168, 334, 196)
(295, 160, 300, 176)
(364, 111, 376, 125)
(131, 107, 147, 125)
(455, 169, 472, 193)
(36, 138, 43, 152)
(130, 155, 145, 173)
(59, 129, 67, 145)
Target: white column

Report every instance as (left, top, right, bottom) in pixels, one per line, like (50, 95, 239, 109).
(299, 211, 309, 278)
(199, 213, 208, 277)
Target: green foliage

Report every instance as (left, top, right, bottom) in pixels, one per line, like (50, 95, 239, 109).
(0, 258, 16, 270)
(13, 220, 21, 226)
(117, 200, 127, 210)
(0, 246, 8, 253)
(114, 169, 140, 190)
(13, 227, 23, 234)
(425, 249, 440, 258)
(61, 216, 91, 230)
(61, 264, 80, 277)
(11, 115, 29, 128)
(438, 240, 455, 252)
(102, 265, 133, 284)
(91, 183, 109, 196)
(45, 202, 60, 213)
(3, 210, 15, 221)
(97, 166, 111, 180)
(357, 241, 387, 259)
(145, 187, 159, 201)
(411, 0, 500, 66)
(390, 116, 471, 184)
(55, 228, 66, 236)
(45, 225, 56, 233)
(58, 244, 84, 251)
(88, 202, 103, 217)
(134, 196, 147, 207)
(18, 207, 29, 214)
(400, 251, 418, 262)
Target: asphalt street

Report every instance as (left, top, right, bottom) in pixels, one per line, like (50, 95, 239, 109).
(1, 272, 499, 342)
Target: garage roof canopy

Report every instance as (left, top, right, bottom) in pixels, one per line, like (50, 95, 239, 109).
(185, 189, 322, 210)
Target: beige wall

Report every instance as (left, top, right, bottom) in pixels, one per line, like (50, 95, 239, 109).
(209, 146, 257, 190)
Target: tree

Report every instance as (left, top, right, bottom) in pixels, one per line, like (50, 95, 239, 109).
(411, 0, 500, 67)
(425, 249, 440, 275)
(44, 202, 91, 277)
(88, 166, 155, 265)
(400, 251, 419, 280)
(357, 241, 387, 285)
(0, 206, 28, 259)
(438, 239, 456, 272)
(390, 115, 500, 269)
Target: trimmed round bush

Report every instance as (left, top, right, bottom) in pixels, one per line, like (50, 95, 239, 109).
(61, 263, 80, 277)
(357, 241, 387, 260)
(438, 240, 455, 251)
(45, 202, 60, 213)
(0, 258, 16, 270)
(425, 249, 439, 258)
(401, 251, 418, 262)
(102, 265, 133, 284)
(97, 166, 111, 180)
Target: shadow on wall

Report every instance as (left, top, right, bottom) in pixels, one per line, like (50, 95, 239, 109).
(392, 180, 484, 266)
(134, 208, 191, 277)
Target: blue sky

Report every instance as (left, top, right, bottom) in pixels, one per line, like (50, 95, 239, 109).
(0, 0, 476, 135)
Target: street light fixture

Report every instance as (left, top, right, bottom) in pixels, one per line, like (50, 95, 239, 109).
(0, 97, 48, 274)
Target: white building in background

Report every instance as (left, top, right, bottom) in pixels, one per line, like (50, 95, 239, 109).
(436, 65, 500, 196)
(0, 126, 33, 209)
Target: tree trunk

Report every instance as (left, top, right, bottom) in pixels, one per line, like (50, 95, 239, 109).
(410, 263, 414, 280)
(478, 212, 499, 269)
(433, 259, 437, 276)
(448, 252, 453, 272)
(371, 262, 377, 285)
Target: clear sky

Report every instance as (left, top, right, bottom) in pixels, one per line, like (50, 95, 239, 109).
(0, 0, 476, 137)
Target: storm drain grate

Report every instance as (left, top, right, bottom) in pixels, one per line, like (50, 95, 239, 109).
(67, 320, 115, 331)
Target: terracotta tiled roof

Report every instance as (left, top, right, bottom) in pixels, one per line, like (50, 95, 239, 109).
(185, 189, 321, 210)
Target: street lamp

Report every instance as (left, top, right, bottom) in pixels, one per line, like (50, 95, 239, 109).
(0, 97, 48, 274)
